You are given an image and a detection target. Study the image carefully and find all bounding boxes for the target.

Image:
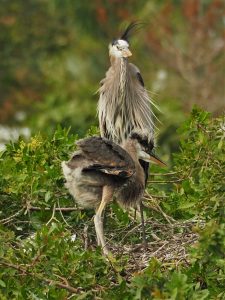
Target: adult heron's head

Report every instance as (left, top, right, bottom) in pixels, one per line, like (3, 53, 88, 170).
(109, 39, 132, 58)
(108, 22, 141, 59)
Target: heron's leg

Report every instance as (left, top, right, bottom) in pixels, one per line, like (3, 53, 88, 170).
(139, 201, 147, 249)
(96, 227, 101, 246)
(94, 186, 113, 255)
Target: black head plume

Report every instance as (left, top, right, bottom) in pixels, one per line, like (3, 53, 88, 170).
(120, 22, 143, 42)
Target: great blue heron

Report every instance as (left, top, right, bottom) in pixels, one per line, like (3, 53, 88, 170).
(98, 23, 155, 146)
(62, 135, 156, 254)
(98, 23, 164, 245)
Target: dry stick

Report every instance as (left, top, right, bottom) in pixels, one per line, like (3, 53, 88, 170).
(148, 178, 184, 184)
(150, 171, 182, 176)
(130, 252, 141, 271)
(120, 223, 142, 243)
(29, 250, 43, 268)
(0, 208, 24, 224)
(0, 261, 78, 293)
(1, 205, 78, 225)
(68, 294, 77, 300)
(83, 224, 89, 251)
(57, 199, 72, 228)
(28, 206, 79, 212)
(140, 201, 147, 250)
(154, 202, 175, 224)
(54, 274, 69, 286)
(149, 194, 169, 199)
(149, 241, 169, 257)
(145, 191, 176, 223)
(143, 198, 174, 224)
(46, 203, 56, 225)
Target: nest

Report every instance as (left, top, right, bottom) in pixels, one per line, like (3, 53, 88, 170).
(104, 217, 202, 278)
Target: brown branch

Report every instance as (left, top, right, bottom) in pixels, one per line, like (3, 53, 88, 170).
(144, 191, 176, 224)
(28, 206, 79, 212)
(0, 261, 79, 293)
(146, 194, 169, 199)
(57, 199, 72, 228)
(150, 171, 181, 176)
(142, 200, 175, 224)
(46, 203, 56, 225)
(0, 208, 24, 224)
(148, 178, 184, 184)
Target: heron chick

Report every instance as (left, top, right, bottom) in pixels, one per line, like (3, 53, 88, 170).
(62, 135, 159, 255)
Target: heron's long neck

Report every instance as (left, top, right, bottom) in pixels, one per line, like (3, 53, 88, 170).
(110, 57, 128, 97)
(119, 59, 128, 95)
(105, 56, 130, 143)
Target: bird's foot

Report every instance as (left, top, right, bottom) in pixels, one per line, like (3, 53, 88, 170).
(102, 246, 110, 256)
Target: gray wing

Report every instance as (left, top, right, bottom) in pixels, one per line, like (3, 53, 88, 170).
(129, 63, 145, 87)
(76, 137, 135, 178)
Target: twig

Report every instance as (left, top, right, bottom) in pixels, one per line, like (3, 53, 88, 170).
(150, 171, 181, 176)
(0, 208, 24, 224)
(130, 252, 141, 271)
(154, 203, 175, 224)
(143, 198, 175, 224)
(29, 250, 43, 268)
(46, 203, 56, 225)
(145, 191, 176, 223)
(139, 201, 147, 250)
(148, 178, 184, 184)
(57, 199, 72, 228)
(147, 194, 169, 199)
(151, 232, 161, 241)
(28, 206, 79, 212)
(120, 223, 142, 243)
(83, 225, 89, 251)
(54, 274, 69, 286)
(149, 241, 169, 257)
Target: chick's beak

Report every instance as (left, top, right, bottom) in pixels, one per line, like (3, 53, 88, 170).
(122, 49, 132, 58)
(139, 150, 166, 167)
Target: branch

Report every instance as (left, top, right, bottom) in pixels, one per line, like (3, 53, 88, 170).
(144, 191, 176, 224)
(150, 171, 181, 176)
(0, 208, 24, 224)
(28, 206, 79, 212)
(46, 203, 56, 225)
(57, 198, 72, 228)
(147, 194, 169, 199)
(148, 178, 184, 184)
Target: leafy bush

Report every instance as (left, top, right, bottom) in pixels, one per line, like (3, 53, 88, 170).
(0, 108, 224, 299)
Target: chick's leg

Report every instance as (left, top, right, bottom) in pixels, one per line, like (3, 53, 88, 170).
(94, 186, 113, 255)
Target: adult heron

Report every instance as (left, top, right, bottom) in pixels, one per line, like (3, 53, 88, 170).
(62, 135, 156, 254)
(98, 23, 155, 147)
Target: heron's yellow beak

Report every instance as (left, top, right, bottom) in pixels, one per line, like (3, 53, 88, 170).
(122, 49, 132, 58)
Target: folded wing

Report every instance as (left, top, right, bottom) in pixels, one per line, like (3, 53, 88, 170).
(76, 137, 135, 178)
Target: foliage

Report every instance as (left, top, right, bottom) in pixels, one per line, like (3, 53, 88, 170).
(157, 107, 225, 220)
(0, 108, 224, 299)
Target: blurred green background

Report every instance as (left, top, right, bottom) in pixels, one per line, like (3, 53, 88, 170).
(0, 0, 224, 157)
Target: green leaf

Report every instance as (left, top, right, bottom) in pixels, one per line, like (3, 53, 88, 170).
(178, 202, 195, 210)
(0, 280, 6, 288)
